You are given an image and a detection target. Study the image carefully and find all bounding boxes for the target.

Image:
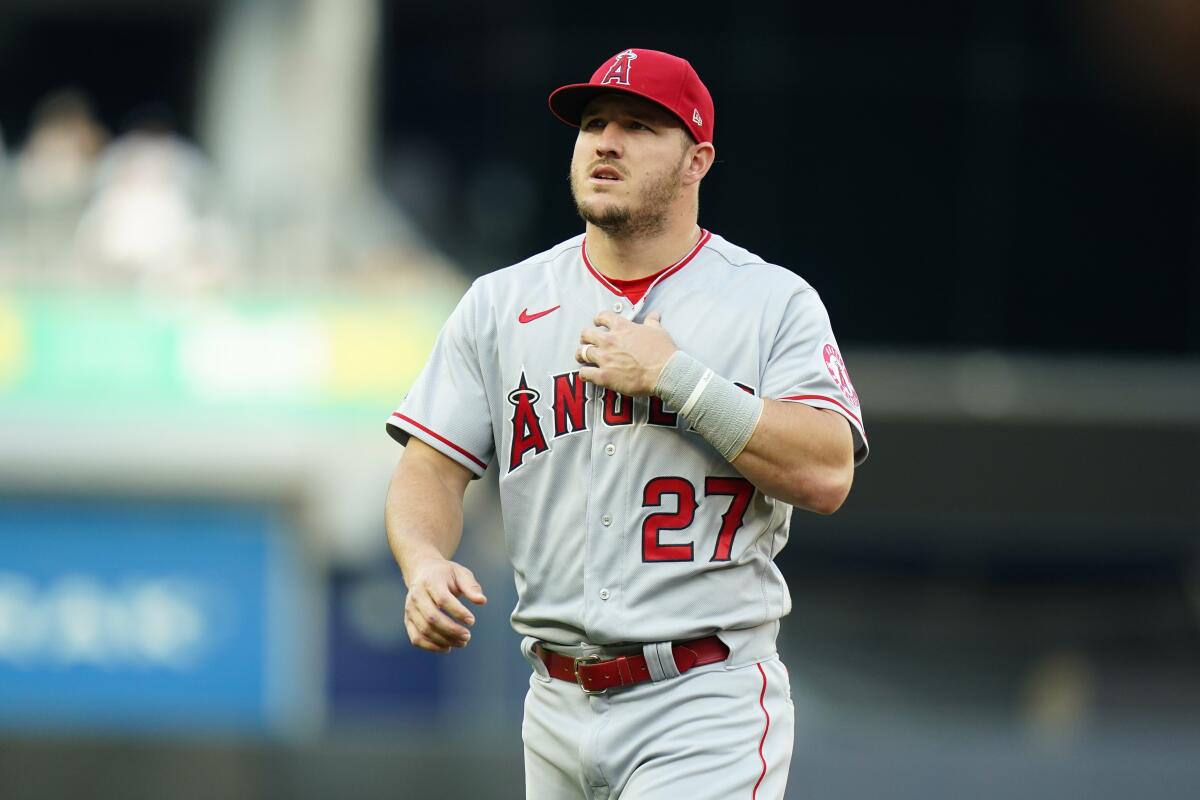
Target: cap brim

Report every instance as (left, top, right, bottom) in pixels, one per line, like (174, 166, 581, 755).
(547, 83, 691, 135)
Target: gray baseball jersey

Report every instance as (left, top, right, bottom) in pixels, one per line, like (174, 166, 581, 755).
(387, 229, 867, 662)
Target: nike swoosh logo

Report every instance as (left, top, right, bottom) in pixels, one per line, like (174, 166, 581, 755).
(518, 305, 561, 324)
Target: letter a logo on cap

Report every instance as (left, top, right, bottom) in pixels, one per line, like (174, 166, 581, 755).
(601, 49, 637, 86)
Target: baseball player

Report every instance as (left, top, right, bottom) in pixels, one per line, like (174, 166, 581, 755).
(385, 48, 868, 799)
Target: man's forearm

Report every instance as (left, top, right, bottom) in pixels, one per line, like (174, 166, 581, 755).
(385, 439, 485, 653)
(385, 452, 467, 582)
(730, 399, 854, 514)
(654, 352, 854, 513)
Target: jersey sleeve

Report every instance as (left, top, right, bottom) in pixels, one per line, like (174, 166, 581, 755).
(760, 288, 868, 465)
(386, 281, 494, 477)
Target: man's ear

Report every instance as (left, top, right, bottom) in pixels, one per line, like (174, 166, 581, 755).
(682, 141, 716, 186)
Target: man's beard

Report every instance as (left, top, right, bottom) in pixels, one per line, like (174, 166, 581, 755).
(569, 158, 684, 239)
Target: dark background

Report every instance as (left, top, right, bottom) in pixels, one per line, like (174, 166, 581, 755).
(374, 1, 1200, 354)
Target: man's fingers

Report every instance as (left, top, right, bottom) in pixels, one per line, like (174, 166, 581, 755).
(578, 365, 606, 385)
(405, 611, 454, 652)
(421, 624, 463, 650)
(411, 590, 471, 640)
(579, 327, 609, 346)
(405, 616, 451, 653)
(412, 637, 450, 654)
(407, 605, 469, 648)
(434, 589, 477, 627)
(416, 631, 456, 652)
(645, 311, 663, 327)
(576, 344, 606, 365)
(577, 328, 612, 364)
(593, 310, 623, 328)
(401, 561, 483, 654)
(451, 566, 488, 605)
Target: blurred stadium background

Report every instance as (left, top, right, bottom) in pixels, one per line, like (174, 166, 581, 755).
(1, 1, 1198, 798)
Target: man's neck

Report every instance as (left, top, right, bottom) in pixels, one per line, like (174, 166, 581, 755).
(584, 218, 703, 281)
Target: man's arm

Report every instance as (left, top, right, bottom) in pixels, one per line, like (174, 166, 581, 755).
(728, 400, 853, 513)
(577, 310, 855, 514)
(386, 437, 488, 653)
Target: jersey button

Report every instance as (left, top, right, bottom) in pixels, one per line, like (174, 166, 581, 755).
(604, 443, 615, 456)
(601, 514, 612, 527)
(599, 589, 610, 600)
(613, 301, 623, 313)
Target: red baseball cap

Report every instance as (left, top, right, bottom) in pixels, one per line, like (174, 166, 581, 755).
(548, 48, 715, 144)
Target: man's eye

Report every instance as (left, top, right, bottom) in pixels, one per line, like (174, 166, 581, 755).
(584, 119, 605, 130)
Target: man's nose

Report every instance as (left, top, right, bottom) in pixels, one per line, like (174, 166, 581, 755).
(594, 121, 623, 157)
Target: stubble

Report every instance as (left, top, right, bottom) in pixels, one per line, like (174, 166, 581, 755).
(569, 152, 687, 239)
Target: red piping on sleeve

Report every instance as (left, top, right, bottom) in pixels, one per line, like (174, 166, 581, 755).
(390, 412, 488, 470)
(752, 662, 770, 799)
(778, 393, 865, 434)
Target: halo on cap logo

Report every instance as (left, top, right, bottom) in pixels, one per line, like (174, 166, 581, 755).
(601, 49, 638, 86)
(822, 343, 859, 408)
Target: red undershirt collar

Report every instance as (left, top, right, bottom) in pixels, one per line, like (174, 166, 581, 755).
(582, 229, 712, 304)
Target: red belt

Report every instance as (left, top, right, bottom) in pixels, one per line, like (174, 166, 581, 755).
(537, 636, 729, 694)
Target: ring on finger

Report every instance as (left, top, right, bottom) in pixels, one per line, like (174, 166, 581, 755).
(581, 343, 594, 363)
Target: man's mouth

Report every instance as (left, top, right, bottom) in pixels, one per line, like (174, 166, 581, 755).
(589, 165, 623, 182)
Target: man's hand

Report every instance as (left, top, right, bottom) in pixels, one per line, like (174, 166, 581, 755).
(403, 557, 488, 654)
(576, 310, 678, 396)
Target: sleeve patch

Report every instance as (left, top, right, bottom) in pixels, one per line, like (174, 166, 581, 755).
(822, 343, 860, 409)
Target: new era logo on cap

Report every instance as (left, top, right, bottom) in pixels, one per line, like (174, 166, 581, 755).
(548, 48, 715, 144)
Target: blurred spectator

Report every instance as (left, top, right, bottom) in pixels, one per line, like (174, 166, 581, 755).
(73, 106, 238, 291)
(16, 89, 107, 210)
(8, 89, 108, 277)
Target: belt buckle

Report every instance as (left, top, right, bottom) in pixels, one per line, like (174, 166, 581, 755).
(573, 654, 604, 695)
